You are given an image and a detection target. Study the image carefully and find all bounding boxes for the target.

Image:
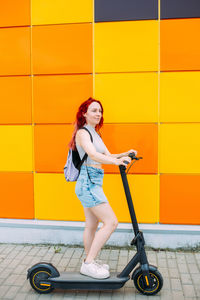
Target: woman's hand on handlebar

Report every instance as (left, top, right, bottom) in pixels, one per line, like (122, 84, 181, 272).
(114, 156, 131, 166)
(127, 149, 138, 156)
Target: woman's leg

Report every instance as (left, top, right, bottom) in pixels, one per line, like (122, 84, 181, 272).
(83, 207, 99, 256)
(85, 203, 118, 263)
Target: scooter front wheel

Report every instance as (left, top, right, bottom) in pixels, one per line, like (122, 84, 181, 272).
(29, 267, 54, 294)
(133, 266, 163, 296)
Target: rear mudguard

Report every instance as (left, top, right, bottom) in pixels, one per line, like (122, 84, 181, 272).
(27, 262, 60, 279)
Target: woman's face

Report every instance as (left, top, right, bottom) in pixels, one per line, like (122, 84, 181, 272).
(84, 102, 102, 126)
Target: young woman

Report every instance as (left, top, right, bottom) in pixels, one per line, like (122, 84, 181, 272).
(68, 97, 137, 279)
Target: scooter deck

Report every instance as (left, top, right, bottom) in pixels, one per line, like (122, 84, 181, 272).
(48, 272, 130, 290)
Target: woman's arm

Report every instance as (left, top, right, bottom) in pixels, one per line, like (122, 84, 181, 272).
(103, 144, 137, 159)
(103, 146, 128, 159)
(77, 130, 118, 165)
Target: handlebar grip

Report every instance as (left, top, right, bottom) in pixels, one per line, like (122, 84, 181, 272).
(128, 152, 136, 159)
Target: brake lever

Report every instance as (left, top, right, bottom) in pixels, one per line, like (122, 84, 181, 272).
(125, 153, 143, 174)
(128, 152, 143, 161)
(121, 153, 143, 172)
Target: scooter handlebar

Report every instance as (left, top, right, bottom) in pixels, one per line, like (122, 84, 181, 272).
(128, 152, 143, 161)
(128, 152, 136, 160)
(120, 152, 135, 168)
(121, 152, 143, 169)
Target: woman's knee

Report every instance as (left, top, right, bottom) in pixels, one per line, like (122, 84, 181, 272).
(84, 207, 99, 232)
(113, 218, 118, 230)
(104, 218, 118, 231)
(85, 220, 99, 232)
(90, 203, 118, 231)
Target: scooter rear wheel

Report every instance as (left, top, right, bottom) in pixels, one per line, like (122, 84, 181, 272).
(29, 267, 54, 294)
(133, 266, 163, 295)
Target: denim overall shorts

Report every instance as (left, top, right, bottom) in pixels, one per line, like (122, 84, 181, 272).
(75, 165, 108, 208)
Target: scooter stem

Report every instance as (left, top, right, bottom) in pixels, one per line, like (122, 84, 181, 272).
(119, 165, 140, 236)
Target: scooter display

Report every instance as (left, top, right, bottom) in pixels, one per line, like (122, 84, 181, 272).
(27, 153, 163, 296)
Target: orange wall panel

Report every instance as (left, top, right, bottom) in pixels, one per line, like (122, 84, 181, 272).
(0, 173, 34, 219)
(160, 19, 200, 71)
(101, 124, 158, 174)
(34, 125, 73, 172)
(32, 24, 93, 75)
(0, 0, 30, 27)
(34, 124, 158, 174)
(33, 74, 93, 123)
(0, 76, 32, 124)
(0, 27, 31, 76)
(160, 175, 200, 225)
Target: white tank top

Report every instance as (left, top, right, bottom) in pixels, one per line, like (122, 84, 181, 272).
(76, 123, 107, 165)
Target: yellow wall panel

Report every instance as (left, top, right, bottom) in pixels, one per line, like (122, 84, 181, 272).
(0, 126, 33, 171)
(32, 0, 93, 25)
(160, 72, 200, 122)
(34, 173, 84, 221)
(34, 173, 158, 223)
(160, 124, 200, 173)
(104, 174, 159, 224)
(95, 20, 158, 72)
(95, 73, 158, 122)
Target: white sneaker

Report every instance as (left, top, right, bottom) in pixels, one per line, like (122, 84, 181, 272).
(95, 259, 110, 271)
(80, 260, 110, 279)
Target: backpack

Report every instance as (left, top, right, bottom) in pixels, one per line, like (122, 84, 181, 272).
(64, 127, 93, 182)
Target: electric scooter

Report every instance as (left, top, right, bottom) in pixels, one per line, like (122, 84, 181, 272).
(27, 153, 163, 296)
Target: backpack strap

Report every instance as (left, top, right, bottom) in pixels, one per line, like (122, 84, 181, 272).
(81, 127, 93, 143)
(78, 127, 93, 168)
(80, 127, 96, 183)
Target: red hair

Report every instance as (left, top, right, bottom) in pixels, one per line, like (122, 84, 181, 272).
(68, 97, 104, 150)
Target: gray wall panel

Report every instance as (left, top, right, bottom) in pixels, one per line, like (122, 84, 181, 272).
(161, 0, 200, 19)
(95, 0, 158, 22)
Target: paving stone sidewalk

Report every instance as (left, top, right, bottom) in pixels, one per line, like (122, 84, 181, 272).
(0, 244, 199, 300)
